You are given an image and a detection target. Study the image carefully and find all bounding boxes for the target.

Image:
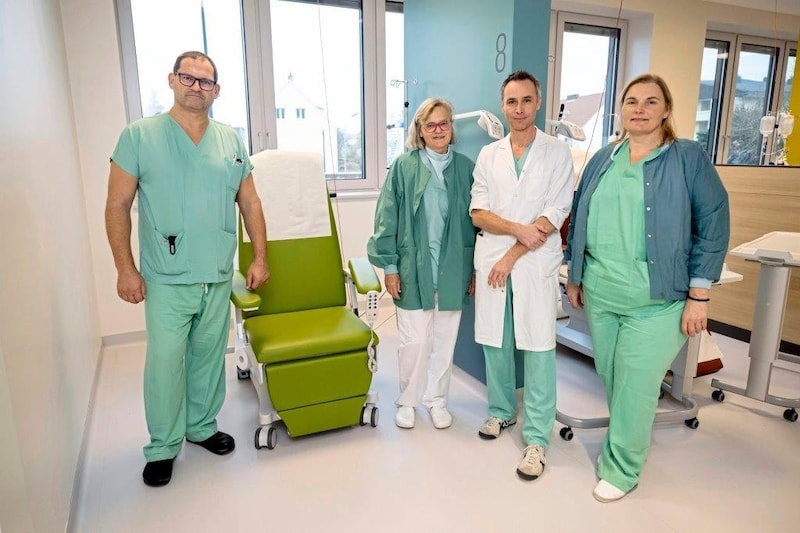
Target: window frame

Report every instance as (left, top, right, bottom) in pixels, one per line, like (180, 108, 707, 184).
(547, 11, 627, 150)
(705, 31, 796, 165)
(242, 0, 392, 193)
(117, 0, 399, 192)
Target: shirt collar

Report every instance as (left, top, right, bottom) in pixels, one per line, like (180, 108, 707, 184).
(610, 139, 672, 160)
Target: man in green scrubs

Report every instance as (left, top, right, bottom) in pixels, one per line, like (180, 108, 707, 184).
(105, 51, 269, 487)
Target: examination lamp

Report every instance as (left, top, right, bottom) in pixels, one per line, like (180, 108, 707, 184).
(545, 119, 587, 141)
(546, 103, 587, 141)
(453, 110, 505, 140)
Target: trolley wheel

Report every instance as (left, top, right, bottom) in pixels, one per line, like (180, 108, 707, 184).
(559, 427, 574, 441)
(359, 406, 368, 426)
(370, 406, 379, 427)
(684, 417, 699, 429)
(237, 367, 250, 380)
(254, 426, 278, 450)
(783, 408, 798, 422)
(711, 390, 725, 402)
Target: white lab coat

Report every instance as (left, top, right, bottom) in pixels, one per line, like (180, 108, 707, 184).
(470, 129, 574, 350)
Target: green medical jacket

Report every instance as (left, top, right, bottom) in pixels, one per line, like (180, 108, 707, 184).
(368, 149, 476, 311)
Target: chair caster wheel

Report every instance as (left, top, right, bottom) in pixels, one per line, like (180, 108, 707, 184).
(684, 417, 699, 429)
(559, 427, 574, 441)
(255, 426, 277, 449)
(711, 390, 725, 402)
(237, 367, 250, 380)
(783, 408, 798, 422)
(361, 405, 379, 427)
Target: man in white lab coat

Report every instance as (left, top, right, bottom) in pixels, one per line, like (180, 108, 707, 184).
(470, 70, 574, 481)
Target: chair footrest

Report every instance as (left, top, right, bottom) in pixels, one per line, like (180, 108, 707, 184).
(280, 396, 367, 437)
(266, 350, 372, 410)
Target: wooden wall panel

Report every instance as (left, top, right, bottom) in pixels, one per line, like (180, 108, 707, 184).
(710, 166, 800, 344)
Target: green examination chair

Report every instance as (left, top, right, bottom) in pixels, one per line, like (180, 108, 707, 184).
(231, 150, 381, 450)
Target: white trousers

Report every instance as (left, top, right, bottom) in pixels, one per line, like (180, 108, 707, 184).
(395, 298, 462, 409)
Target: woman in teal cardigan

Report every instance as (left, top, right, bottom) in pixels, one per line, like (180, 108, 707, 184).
(368, 98, 476, 430)
(565, 74, 730, 502)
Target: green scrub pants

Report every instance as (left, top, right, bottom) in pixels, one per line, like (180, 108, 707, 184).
(583, 276, 687, 492)
(483, 280, 556, 448)
(143, 280, 232, 461)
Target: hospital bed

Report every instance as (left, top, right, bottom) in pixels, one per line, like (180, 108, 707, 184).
(231, 150, 382, 449)
(555, 264, 743, 440)
(710, 231, 800, 422)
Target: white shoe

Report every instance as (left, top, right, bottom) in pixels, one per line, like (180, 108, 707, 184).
(478, 416, 516, 439)
(429, 406, 453, 429)
(395, 406, 415, 429)
(593, 480, 627, 503)
(516, 445, 546, 480)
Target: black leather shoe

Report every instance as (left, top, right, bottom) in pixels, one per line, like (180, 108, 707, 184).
(187, 431, 235, 455)
(142, 458, 174, 487)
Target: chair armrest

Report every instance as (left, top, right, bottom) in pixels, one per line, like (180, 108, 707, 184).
(347, 258, 382, 294)
(230, 271, 261, 310)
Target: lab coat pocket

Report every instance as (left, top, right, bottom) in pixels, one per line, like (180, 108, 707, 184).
(397, 245, 418, 284)
(474, 233, 496, 270)
(141, 227, 189, 277)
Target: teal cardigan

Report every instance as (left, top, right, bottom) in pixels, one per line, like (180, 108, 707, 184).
(565, 139, 730, 300)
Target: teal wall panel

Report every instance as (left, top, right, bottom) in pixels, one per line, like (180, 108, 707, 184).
(403, 0, 514, 161)
(403, 0, 552, 386)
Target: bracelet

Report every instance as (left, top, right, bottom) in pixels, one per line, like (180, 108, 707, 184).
(686, 295, 710, 302)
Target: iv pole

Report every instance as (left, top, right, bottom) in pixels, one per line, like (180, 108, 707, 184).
(390, 78, 418, 140)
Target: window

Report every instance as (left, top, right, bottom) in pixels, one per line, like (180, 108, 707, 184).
(266, 1, 362, 180)
(696, 38, 730, 158)
(118, 0, 402, 191)
(117, 0, 249, 144)
(549, 13, 626, 170)
(243, 0, 403, 191)
(697, 32, 796, 165)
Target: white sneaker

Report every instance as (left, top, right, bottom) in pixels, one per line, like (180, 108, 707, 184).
(516, 445, 546, 480)
(593, 480, 627, 502)
(478, 416, 516, 439)
(395, 406, 415, 429)
(429, 406, 453, 429)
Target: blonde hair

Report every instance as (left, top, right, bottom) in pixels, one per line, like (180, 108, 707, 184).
(406, 98, 456, 149)
(615, 73, 677, 145)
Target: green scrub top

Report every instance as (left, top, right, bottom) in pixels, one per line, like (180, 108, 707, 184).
(582, 141, 669, 311)
(112, 114, 253, 284)
(421, 148, 450, 291)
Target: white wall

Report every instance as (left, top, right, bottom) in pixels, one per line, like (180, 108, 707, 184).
(0, 1, 101, 530)
(61, 0, 144, 338)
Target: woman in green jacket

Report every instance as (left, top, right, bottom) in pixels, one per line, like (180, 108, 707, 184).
(368, 98, 476, 430)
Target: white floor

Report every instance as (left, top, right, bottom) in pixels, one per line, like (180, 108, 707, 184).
(72, 302, 800, 533)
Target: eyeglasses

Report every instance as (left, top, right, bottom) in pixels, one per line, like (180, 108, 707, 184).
(175, 72, 216, 91)
(422, 120, 452, 133)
